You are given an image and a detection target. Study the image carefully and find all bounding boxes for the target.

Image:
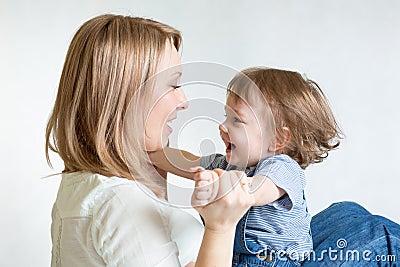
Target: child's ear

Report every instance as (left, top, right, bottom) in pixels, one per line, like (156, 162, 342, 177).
(269, 127, 291, 152)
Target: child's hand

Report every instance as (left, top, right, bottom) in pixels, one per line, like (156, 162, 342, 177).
(190, 167, 219, 207)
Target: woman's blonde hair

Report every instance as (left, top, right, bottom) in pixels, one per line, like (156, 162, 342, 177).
(45, 14, 181, 197)
(228, 67, 343, 169)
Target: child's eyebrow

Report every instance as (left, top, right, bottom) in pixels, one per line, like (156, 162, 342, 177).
(224, 105, 246, 119)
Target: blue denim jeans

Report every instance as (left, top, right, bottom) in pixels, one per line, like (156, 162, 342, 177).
(302, 201, 400, 266)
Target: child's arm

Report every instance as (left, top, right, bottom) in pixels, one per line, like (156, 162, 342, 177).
(249, 175, 286, 206)
(149, 147, 200, 180)
(192, 170, 286, 207)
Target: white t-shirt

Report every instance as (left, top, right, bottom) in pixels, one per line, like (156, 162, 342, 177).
(51, 172, 204, 267)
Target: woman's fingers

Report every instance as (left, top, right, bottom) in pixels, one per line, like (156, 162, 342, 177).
(215, 170, 231, 199)
(213, 168, 224, 176)
(213, 170, 245, 199)
(239, 174, 252, 192)
(209, 171, 219, 201)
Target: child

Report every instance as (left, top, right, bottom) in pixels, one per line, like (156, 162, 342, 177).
(150, 67, 342, 266)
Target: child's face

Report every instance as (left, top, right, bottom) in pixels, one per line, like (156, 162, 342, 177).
(219, 95, 275, 168)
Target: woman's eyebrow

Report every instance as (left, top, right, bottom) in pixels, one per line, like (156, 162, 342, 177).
(171, 71, 182, 78)
(168, 72, 182, 83)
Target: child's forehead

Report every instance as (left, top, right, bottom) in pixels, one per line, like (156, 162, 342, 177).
(225, 93, 274, 125)
(225, 95, 262, 116)
(226, 94, 262, 109)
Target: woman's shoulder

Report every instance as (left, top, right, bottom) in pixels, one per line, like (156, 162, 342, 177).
(55, 171, 159, 218)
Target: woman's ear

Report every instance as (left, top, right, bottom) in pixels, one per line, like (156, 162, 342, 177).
(269, 127, 291, 152)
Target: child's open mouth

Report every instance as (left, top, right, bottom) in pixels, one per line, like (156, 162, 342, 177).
(226, 142, 236, 153)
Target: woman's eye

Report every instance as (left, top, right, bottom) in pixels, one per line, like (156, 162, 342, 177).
(172, 85, 181, 90)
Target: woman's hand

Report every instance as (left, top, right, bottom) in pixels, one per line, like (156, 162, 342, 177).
(191, 168, 254, 267)
(191, 168, 254, 232)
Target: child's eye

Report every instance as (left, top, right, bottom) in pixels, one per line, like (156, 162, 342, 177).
(172, 85, 181, 90)
(233, 117, 243, 123)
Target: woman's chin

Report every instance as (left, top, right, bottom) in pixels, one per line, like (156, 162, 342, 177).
(160, 135, 170, 148)
(159, 128, 172, 148)
(161, 140, 169, 149)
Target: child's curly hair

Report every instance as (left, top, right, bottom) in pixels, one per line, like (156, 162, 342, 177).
(228, 67, 343, 169)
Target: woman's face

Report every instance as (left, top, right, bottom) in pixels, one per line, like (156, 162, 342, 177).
(145, 42, 188, 151)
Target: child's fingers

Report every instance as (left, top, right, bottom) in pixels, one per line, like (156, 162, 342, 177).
(194, 190, 213, 200)
(192, 185, 213, 207)
(195, 180, 213, 197)
(193, 170, 213, 182)
(193, 170, 219, 204)
(188, 166, 205, 173)
(196, 180, 210, 188)
(191, 197, 208, 207)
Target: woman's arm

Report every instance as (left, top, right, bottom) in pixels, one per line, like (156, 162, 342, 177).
(149, 147, 200, 179)
(192, 169, 255, 267)
(195, 226, 236, 267)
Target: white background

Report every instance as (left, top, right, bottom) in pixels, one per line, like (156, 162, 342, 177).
(1, 1, 400, 266)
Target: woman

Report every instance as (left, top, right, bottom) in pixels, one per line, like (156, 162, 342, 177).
(46, 14, 253, 266)
(46, 14, 399, 266)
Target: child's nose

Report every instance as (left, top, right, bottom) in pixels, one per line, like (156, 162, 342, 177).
(219, 123, 228, 133)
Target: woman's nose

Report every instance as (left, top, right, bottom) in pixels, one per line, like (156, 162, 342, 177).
(176, 88, 188, 110)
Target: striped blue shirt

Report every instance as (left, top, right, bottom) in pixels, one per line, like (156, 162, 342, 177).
(200, 154, 312, 261)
